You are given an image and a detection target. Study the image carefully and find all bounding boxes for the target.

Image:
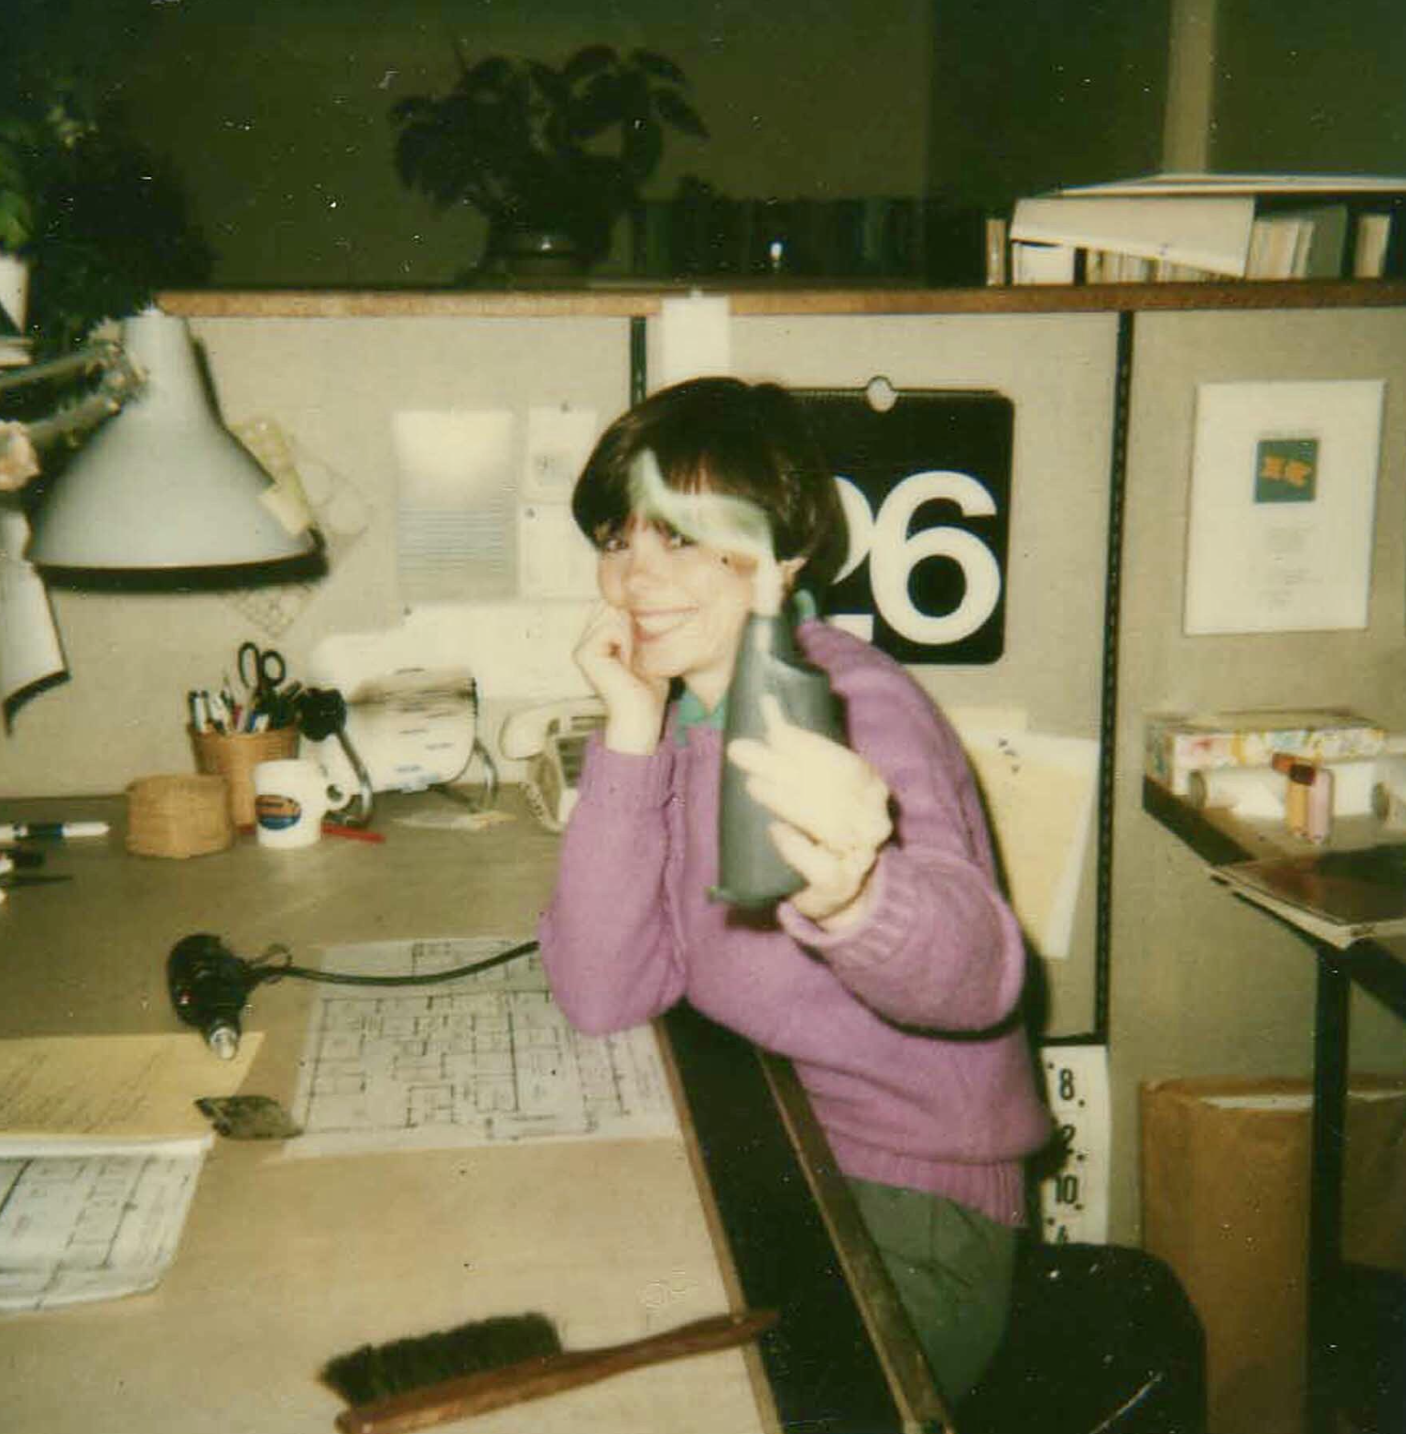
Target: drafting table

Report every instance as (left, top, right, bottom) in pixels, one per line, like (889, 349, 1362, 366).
(0, 790, 946, 1434)
(1144, 778, 1406, 1434)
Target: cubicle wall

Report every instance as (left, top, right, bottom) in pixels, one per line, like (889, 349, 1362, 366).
(4, 295, 1404, 1242)
(1112, 307, 1406, 1240)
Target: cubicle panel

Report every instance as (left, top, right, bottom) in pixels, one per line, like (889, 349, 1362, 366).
(1111, 305, 1406, 1243)
(1, 315, 635, 798)
(730, 312, 1120, 1040)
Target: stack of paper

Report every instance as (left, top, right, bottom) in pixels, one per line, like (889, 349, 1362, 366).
(0, 1032, 259, 1310)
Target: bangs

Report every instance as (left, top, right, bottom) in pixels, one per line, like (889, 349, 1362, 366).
(578, 449, 759, 552)
(570, 377, 848, 590)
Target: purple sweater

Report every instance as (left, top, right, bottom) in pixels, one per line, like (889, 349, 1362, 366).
(539, 621, 1051, 1226)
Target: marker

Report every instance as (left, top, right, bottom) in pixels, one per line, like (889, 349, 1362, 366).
(0, 821, 110, 841)
(322, 822, 385, 843)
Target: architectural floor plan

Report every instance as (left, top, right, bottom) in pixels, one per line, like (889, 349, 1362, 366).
(286, 936, 680, 1157)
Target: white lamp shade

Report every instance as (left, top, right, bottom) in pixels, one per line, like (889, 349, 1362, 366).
(26, 312, 318, 572)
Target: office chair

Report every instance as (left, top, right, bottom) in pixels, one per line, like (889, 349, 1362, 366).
(955, 1240, 1207, 1434)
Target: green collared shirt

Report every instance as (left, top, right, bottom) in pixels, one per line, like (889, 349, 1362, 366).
(672, 590, 818, 745)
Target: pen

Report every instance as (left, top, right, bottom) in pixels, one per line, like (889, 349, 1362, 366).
(0, 821, 110, 841)
(0, 846, 45, 867)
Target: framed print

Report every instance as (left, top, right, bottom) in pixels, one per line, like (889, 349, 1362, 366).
(1183, 380, 1384, 635)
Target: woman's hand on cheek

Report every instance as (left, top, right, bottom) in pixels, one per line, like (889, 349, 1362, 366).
(574, 602, 669, 754)
(727, 696, 893, 929)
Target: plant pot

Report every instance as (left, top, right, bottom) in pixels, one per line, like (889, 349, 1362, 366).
(480, 225, 589, 282)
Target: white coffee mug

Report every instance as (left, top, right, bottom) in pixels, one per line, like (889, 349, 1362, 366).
(253, 758, 333, 849)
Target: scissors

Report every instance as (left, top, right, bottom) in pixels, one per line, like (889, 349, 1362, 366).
(237, 641, 288, 717)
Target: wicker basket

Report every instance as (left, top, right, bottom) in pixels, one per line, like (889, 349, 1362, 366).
(126, 774, 234, 859)
(191, 725, 299, 827)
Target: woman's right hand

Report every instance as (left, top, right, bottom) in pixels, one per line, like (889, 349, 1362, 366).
(573, 602, 669, 754)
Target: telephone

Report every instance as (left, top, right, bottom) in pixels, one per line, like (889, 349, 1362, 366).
(500, 698, 608, 832)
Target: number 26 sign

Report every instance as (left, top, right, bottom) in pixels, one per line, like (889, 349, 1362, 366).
(800, 388, 1014, 665)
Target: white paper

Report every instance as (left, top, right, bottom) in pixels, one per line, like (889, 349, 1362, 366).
(654, 295, 732, 389)
(0, 1135, 210, 1310)
(1184, 381, 1383, 635)
(225, 420, 371, 640)
(953, 726, 1100, 961)
(518, 501, 599, 598)
(522, 405, 598, 501)
(0, 502, 66, 725)
(311, 602, 596, 708)
(394, 410, 517, 601)
(284, 937, 680, 1158)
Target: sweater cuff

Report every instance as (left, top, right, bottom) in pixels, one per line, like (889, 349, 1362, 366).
(777, 851, 923, 968)
(577, 733, 675, 809)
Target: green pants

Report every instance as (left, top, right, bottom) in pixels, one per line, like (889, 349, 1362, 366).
(847, 1178, 1017, 1406)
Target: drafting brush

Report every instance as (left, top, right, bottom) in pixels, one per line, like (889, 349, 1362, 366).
(322, 1307, 778, 1433)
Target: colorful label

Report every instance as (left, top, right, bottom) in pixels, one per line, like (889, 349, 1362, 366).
(255, 793, 302, 830)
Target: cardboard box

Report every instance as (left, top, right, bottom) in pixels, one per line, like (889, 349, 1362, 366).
(1141, 1076, 1406, 1434)
(1144, 709, 1386, 794)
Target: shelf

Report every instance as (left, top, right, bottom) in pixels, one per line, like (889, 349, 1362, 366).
(157, 277, 1406, 321)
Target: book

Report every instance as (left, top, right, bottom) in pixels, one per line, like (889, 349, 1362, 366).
(1011, 193, 1254, 276)
(1010, 239, 1078, 285)
(1245, 214, 1308, 279)
(1212, 844, 1406, 948)
(1289, 203, 1349, 277)
(984, 217, 1009, 286)
(1354, 212, 1394, 277)
(1009, 173, 1406, 284)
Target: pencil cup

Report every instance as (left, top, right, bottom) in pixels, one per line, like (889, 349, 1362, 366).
(191, 726, 299, 828)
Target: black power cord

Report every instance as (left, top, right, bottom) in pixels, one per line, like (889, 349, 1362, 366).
(250, 938, 539, 987)
(168, 933, 540, 1057)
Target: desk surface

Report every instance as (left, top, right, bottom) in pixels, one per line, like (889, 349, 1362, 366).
(0, 790, 943, 1434)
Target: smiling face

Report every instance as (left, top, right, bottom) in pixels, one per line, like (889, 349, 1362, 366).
(596, 516, 758, 713)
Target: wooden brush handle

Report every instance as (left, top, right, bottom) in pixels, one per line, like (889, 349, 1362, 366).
(334, 1309, 779, 1434)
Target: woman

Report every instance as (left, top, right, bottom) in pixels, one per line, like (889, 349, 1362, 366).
(538, 376, 1051, 1403)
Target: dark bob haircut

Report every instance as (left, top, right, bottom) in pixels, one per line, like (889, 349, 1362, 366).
(571, 377, 849, 593)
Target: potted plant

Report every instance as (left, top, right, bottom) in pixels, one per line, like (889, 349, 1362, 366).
(0, 76, 211, 356)
(391, 44, 708, 278)
(0, 91, 75, 339)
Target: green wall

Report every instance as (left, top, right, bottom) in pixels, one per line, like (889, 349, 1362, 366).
(4, 0, 935, 286)
(1212, 0, 1406, 173)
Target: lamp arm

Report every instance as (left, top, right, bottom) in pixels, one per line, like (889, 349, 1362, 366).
(0, 342, 146, 490)
(0, 340, 126, 397)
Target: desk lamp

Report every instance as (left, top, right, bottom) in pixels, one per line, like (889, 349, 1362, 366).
(0, 309, 320, 578)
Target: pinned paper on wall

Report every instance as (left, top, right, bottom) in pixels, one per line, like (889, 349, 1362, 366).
(394, 409, 517, 602)
(522, 404, 599, 501)
(653, 295, 732, 390)
(1184, 380, 1383, 635)
(952, 722, 1100, 961)
(518, 502, 599, 599)
(226, 419, 372, 639)
(517, 403, 601, 600)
